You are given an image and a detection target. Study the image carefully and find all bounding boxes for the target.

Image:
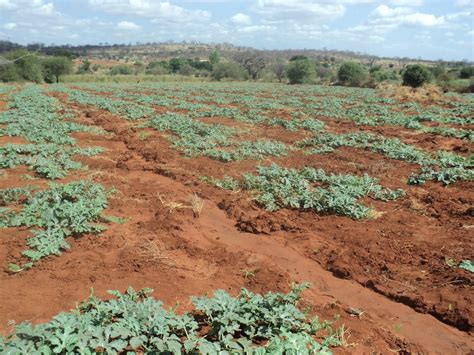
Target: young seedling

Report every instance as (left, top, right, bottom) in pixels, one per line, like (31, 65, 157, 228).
(241, 269, 256, 280)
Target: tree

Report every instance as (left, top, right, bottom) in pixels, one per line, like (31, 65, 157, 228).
(337, 62, 368, 87)
(42, 56, 73, 83)
(211, 62, 247, 81)
(460, 66, 474, 79)
(270, 59, 286, 83)
(0, 64, 20, 82)
(402, 64, 432, 88)
(1, 50, 42, 83)
(286, 59, 314, 84)
(209, 49, 220, 67)
(169, 57, 188, 73)
(234, 51, 266, 80)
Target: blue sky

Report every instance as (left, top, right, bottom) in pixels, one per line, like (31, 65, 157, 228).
(0, 0, 473, 60)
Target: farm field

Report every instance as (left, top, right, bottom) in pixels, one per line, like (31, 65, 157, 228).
(0, 81, 473, 353)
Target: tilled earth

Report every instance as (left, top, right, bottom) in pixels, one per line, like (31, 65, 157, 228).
(0, 85, 472, 353)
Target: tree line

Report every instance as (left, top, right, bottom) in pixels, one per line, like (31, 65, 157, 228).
(1, 46, 473, 92)
(0, 50, 72, 83)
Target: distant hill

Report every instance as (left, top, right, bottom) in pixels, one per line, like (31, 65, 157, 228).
(2, 40, 468, 68)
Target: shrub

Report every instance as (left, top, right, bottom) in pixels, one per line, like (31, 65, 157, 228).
(402, 64, 433, 88)
(209, 49, 220, 67)
(371, 69, 390, 82)
(0, 50, 42, 83)
(178, 64, 196, 76)
(42, 56, 73, 83)
(289, 55, 309, 62)
(77, 59, 92, 74)
(211, 62, 247, 81)
(286, 59, 314, 84)
(430, 65, 446, 78)
(169, 57, 189, 73)
(0, 64, 20, 82)
(315, 65, 335, 83)
(146, 65, 170, 75)
(108, 65, 132, 75)
(337, 62, 368, 87)
(460, 66, 474, 79)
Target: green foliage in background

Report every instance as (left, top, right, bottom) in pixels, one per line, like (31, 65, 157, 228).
(402, 64, 433, 88)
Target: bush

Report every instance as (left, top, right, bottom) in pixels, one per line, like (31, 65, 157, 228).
(0, 64, 20, 82)
(315, 65, 335, 83)
(146, 61, 170, 75)
(42, 56, 73, 83)
(77, 59, 92, 74)
(371, 69, 390, 82)
(289, 55, 308, 62)
(178, 64, 196, 76)
(286, 59, 314, 84)
(169, 57, 189, 73)
(402, 64, 432, 88)
(337, 62, 368, 87)
(108, 65, 132, 76)
(211, 62, 247, 81)
(0, 50, 42, 83)
(460, 66, 474, 79)
(430, 65, 446, 78)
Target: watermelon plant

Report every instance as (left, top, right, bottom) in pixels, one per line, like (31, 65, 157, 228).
(1, 181, 110, 270)
(208, 164, 404, 219)
(0, 284, 341, 353)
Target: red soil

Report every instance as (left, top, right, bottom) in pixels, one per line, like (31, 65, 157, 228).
(0, 90, 473, 354)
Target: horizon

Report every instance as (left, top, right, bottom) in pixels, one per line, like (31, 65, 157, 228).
(0, 0, 473, 61)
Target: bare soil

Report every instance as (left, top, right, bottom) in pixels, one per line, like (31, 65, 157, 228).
(0, 88, 472, 354)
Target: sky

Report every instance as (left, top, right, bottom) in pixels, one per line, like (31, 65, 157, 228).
(0, 0, 473, 60)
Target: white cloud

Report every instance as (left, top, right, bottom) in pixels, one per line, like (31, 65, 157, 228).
(230, 13, 252, 25)
(0, 0, 15, 9)
(3, 22, 17, 30)
(388, 0, 423, 6)
(253, 0, 346, 23)
(372, 5, 411, 17)
(89, 0, 211, 23)
(34, 2, 55, 15)
(116, 21, 141, 30)
(0, 0, 58, 16)
(444, 11, 472, 21)
(371, 5, 446, 27)
(237, 25, 275, 33)
(399, 13, 445, 26)
(455, 0, 473, 7)
(368, 35, 385, 42)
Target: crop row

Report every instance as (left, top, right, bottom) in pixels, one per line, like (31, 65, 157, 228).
(0, 284, 341, 354)
(297, 132, 473, 185)
(204, 163, 404, 219)
(0, 85, 104, 178)
(0, 85, 114, 271)
(78, 82, 474, 140)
